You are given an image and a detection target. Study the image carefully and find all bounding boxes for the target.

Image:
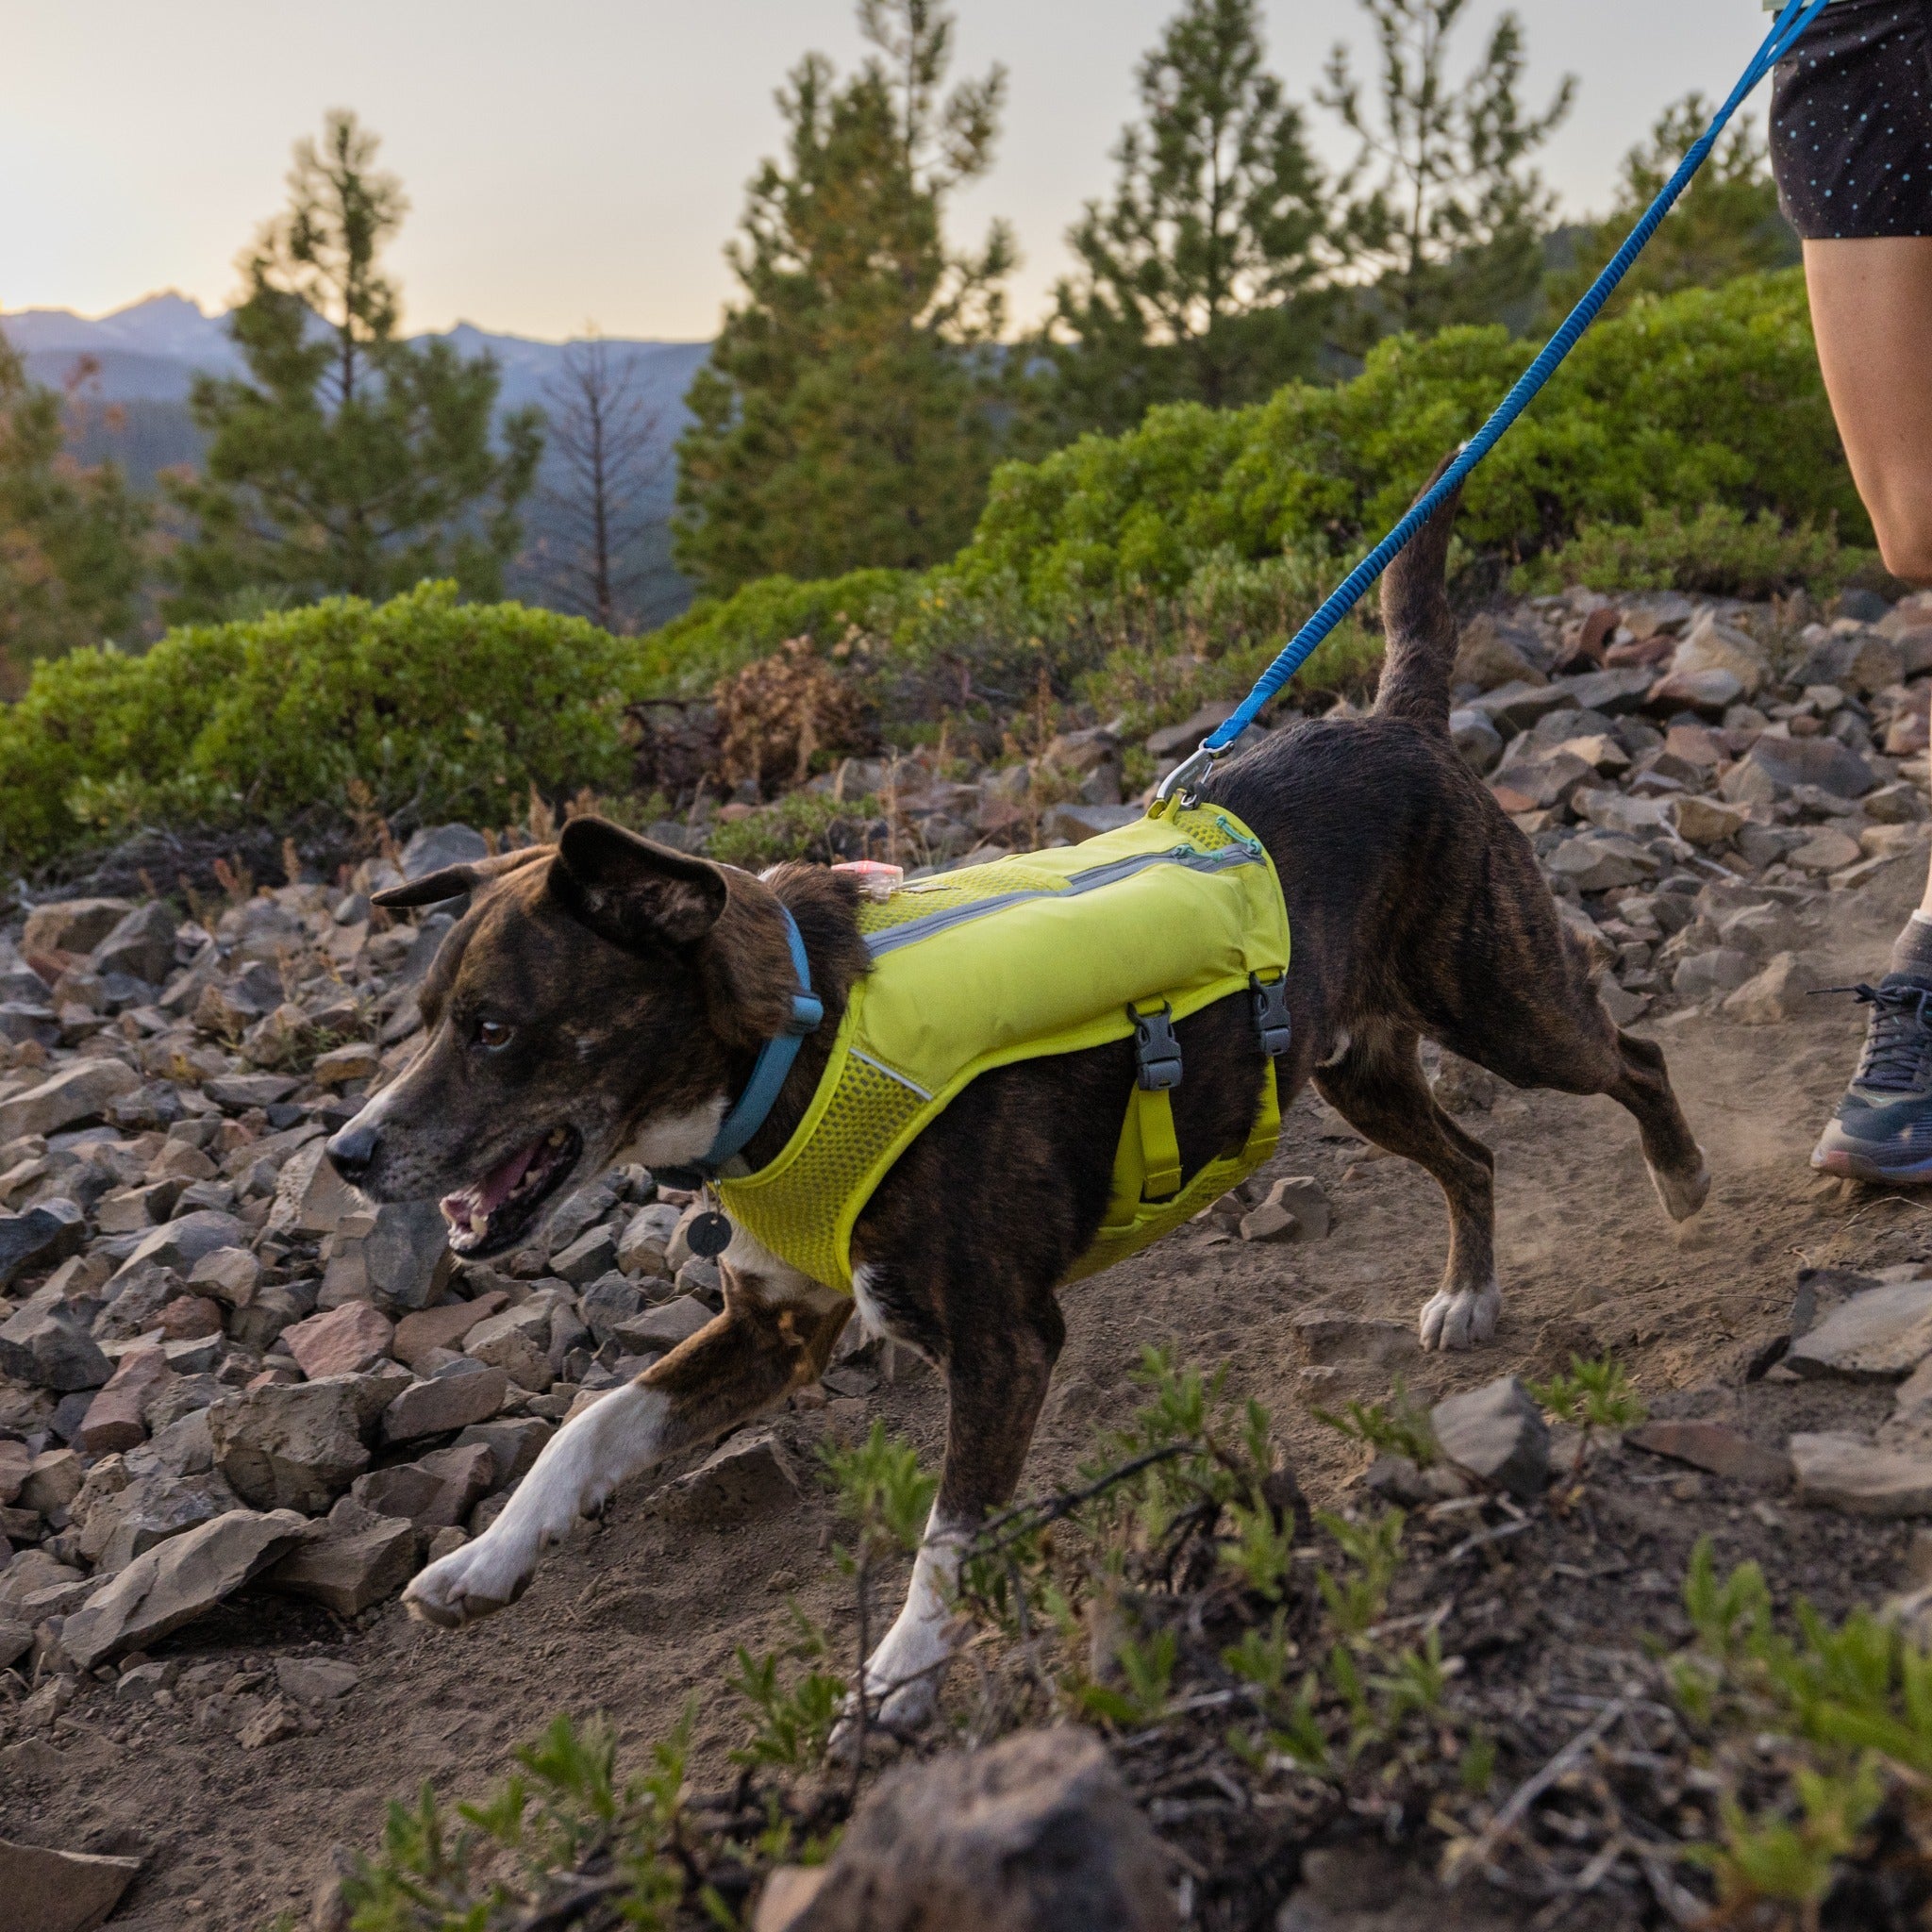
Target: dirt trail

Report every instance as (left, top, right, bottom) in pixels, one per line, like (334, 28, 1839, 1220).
(6, 860, 1929, 1930)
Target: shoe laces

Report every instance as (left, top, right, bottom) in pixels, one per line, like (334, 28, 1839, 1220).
(1830, 979, 1932, 1092)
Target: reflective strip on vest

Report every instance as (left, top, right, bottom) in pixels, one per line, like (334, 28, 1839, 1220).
(716, 802, 1292, 1292)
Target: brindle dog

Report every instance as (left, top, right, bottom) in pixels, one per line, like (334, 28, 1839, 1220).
(325, 478, 1707, 1727)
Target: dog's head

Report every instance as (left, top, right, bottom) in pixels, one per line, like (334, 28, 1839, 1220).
(324, 818, 803, 1258)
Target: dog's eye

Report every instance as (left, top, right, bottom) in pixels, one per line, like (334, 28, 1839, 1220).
(476, 1020, 513, 1051)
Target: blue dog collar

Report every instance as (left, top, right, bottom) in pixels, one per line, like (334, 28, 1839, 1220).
(696, 903, 823, 1173)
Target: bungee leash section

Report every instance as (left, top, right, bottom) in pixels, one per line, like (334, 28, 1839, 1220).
(1155, 0, 1834, 809)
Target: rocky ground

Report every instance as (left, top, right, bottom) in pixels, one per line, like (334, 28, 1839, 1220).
(7, 578, 1932, 1929)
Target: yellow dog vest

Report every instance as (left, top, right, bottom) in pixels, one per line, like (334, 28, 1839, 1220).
(716, 802, 1291, 1292)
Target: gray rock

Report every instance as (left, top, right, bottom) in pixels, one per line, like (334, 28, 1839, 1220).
(454, 1416, 554, 1489)
(1543, 831, 1657, 895)
(400, 824, 489, 879)
(0, 1836, 144, 1932)
(264, 1507, 416, 1615)
(1554, 666, 1657, 715)
(652, 1431, 800, 1524)
(21, 895, 133, 955)
(787, 1726, 1176, 1932)
(358, 1200, 451, 1309)
(1430, 1376, 1549, 1499)
(275, 1656, 359, 1704)
(463, 1304, 554, 1390)
(617, 1204, 681, 1277)
(1724, 952, 1820, 1024)
(108, 1209, 248, 1288)
(1672, 947, 1757, 1001)
(0, 1058, 141, 1142)
(0, 1197, 86, 1290)
(1791, 1432, 1932, 1517)
(349, 1442, 496, 1530)
(60, 1507, 308, 1669)
(90, 901, 179, 984)
(549, 1224, 619, 1285)
(0, 1279, 110, 1391)
(1447, 708, 1503, 774)
(208, 1381, 372, 1513)
(1040, 803, 1142, 842)
(381, 1362, 508, 1443)
(1787, 1280, 1932, 1382)
(1470, 680, 1576, 734)
(1721, 735, 1875, 804)
(578, 1272, 645, 1345)
(78, 1468, 238, 1573)
(612, 1294, 712, 1355)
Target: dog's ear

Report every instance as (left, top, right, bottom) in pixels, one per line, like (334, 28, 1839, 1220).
(373, 846, 549, 908)
(548, 817, 729, 951)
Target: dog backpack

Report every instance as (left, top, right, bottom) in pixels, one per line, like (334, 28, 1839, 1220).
(715, 801, 1292, 1293)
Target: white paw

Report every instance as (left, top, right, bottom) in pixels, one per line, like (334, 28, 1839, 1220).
(1419, 1279, 1502, 1352)
(404, 1529, 541, 1628)
(1649, 1150, 1710, 1224)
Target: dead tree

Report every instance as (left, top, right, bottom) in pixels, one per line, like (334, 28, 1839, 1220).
(537, 335, 670, 632)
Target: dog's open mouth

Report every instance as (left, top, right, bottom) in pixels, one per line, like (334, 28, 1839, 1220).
(440, 1126, 581, 1257)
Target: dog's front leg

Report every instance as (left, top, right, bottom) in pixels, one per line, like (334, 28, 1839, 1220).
(405, 1375, 676, 1626)
(407, 1273, 849, 1629)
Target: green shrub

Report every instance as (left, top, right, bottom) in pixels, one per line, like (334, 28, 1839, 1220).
(633, 567, 910, 696)
(1514, 503, 1866, 599)
(0, 581, 637, 869)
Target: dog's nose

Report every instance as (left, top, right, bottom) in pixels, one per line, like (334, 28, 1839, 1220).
(325, 1120, 381, 1184)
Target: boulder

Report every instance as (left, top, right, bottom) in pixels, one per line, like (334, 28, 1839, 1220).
(1670, 610, 1768, 698)
(264, 1506, 416, 1615)
(90, 902, 179, 984)
(22, 897, 133, 955)
(1544, 831, 1657, 895)
(109, 1209, 249, 1288)
(612, 1294, 713, 1355)
(1787, 1280, 1932, 1382)
(281, 1300, 396, 1380)
(1554, 667, 1657, 716)
(652, 1432, 800, 1524)
(381, 1362, 508, 1443)
(782, 1726, 1176, 1932)
(75, 1346, 171, 1454)
(77, 1468, 238, 1573)
(1040, 803, 1142, 842)
(454, 1416, 554, 1488)
(1454, 615, 1545, 692)
(1721, 735, 1875, 805)
(1723, 951, 1819, 1024)
(0, 1058, 140, 1143)
(463, 1303, 554, 1390)
(1447, 708, 1504, 775)
(0, 1835, 143, 1932)
(0, 1282, 110, 1391)
(400, 824, 489, 879)
(1792, 1432, 1932, 1517)
(391, 1291, 509, 1369)
(208, 1381, 372, 1512)
(549, 1225, 619, 1285)
(0, 1198, 87, 1291)
(1625, 1420, 1789, 1488)
(59, 1507, 308, 1669)
(1430, 1376, 1549, 1500)
(579, 1273, 646, 1345)
(348, 1200, 450, 1309)
(189, 1246, 261, 1308)
(349, 1442, 497, 1530)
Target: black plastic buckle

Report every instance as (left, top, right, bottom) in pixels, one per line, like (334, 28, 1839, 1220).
(1132, 1002, 1184, 1091)
(1250, 972, 1292, 1059)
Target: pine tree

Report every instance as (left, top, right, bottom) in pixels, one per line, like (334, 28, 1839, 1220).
(1542, 94, 1798, 323)
(0, 340, 148, 694)
(1041, 0, 1340, 438)
(674, 1, 1014, 598)
(165, 111, 542, 620)
(1320, 0, 1574, 339)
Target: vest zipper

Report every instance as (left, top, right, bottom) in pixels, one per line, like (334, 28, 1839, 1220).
(863, 841, 1265, 958)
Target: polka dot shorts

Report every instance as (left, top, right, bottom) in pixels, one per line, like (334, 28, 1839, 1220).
(1771, 0, 1932, 236)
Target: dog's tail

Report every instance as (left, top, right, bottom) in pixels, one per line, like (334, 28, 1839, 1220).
(1372, 455, 1464, 731)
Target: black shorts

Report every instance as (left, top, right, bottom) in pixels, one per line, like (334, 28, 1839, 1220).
(1770, 0, 1932, 237)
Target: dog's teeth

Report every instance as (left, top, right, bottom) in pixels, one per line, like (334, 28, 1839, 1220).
(547, 1129, 566, 1147)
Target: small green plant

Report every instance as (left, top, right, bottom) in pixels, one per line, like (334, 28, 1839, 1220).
(1531, 1351, 1647, 1475)
(706, 791, 884, 869)
(1312, 1377, 1438, 1468)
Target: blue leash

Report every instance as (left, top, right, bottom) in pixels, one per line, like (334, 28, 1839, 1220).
(1156, 0, 1834, 805)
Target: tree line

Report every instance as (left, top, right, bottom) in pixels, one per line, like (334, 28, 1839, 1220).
(0, 0, 1797, 692)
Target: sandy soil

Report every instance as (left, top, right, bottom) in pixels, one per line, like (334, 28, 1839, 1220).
(7, 858, 1931, 1930)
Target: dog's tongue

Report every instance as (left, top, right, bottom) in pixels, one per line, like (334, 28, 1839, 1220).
(474, 1139, 541, 1216)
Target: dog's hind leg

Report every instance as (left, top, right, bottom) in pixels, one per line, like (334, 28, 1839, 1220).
(406, 1243, 849, 1629)
(1444, 973, 1709, 1228)
(1315, 1023, 1501, 1351)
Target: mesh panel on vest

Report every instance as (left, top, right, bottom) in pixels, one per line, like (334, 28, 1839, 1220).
(724, 1038, 927, 1290)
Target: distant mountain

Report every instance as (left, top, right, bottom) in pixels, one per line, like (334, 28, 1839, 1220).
(1, 293, 709, 629)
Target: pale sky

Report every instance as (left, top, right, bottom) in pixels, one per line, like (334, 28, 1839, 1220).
(2, 1, 1784, 343)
